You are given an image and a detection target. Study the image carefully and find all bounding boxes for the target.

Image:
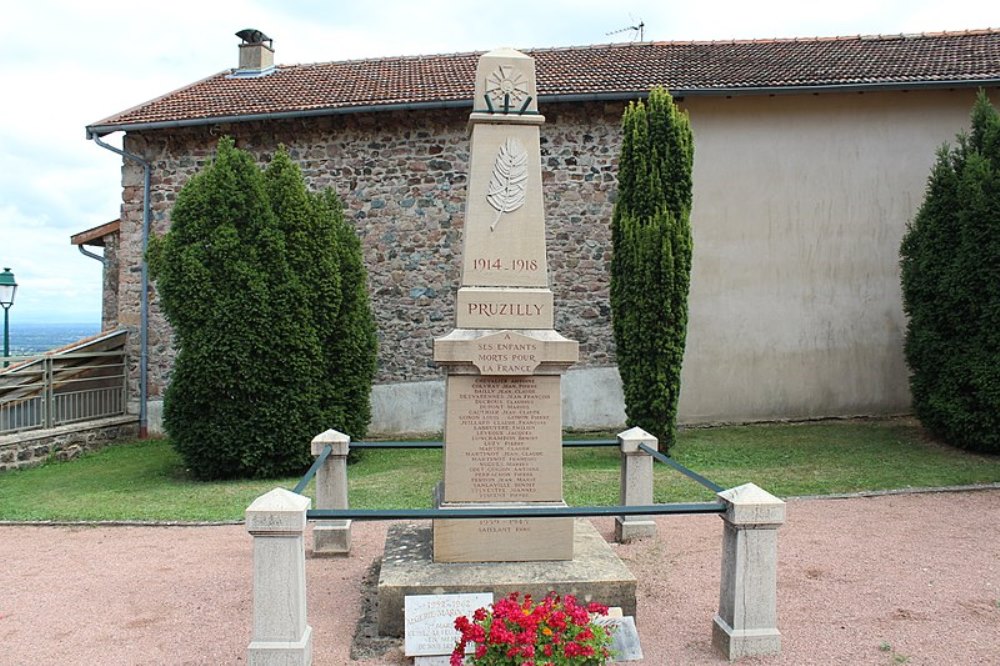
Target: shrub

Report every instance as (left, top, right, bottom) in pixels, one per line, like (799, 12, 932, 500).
(149, 138, 377, 478)
(265, 153, 378, 440)
(900, 90, 1000, 454)
(610, 87, 694, 453)
(314, 189, 379, 439)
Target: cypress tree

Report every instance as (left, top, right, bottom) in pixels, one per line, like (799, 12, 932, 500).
(610, 87, 694, 453)
(900, 90, 1000, 453)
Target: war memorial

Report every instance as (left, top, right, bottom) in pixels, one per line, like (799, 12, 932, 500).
(245, 47, 785, 666)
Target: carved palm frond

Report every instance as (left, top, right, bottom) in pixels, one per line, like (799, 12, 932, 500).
(487, 137, 528, 231)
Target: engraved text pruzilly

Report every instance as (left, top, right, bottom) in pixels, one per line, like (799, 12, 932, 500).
(466, 303, 544, 317)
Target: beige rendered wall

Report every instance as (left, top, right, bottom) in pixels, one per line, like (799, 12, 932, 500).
(676, 89, 987, 423)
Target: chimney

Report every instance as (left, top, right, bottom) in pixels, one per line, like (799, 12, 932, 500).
(233, 29, 274, 77)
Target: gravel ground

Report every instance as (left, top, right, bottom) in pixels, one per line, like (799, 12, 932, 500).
(1, 489, 997, 665)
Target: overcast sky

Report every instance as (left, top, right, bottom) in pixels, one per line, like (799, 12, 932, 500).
(0, 0, 995, 324)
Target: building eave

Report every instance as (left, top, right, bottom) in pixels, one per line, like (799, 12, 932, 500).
(70, 219, 121, 247)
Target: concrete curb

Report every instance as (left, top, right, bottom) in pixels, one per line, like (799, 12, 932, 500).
(785, 482, 1000, 502)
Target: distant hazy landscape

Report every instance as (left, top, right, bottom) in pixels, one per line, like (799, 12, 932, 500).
(6, 322, 101, 355)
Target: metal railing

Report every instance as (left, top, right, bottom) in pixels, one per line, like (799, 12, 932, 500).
(294, 437, 727, 522)
(306, 502, 725, 521)
(255, 429, 784, 662)
(0, 350, 127, 435)
(637, 442, 725, 493)
(348, 438, 618, 449)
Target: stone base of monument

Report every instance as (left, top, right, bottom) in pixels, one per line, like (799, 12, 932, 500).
(376, 520, 637, 637)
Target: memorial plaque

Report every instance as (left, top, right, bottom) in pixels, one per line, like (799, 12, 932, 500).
(404, 592, 493, 657)
(444, 375, 562, 503)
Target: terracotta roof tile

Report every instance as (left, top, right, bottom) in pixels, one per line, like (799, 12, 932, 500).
(88, 30, 1000, 134)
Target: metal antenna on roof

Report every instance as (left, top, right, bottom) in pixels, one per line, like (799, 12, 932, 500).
(606, 19, 645, 42)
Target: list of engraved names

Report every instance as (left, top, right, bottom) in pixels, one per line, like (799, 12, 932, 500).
(445, 375, 561, 502)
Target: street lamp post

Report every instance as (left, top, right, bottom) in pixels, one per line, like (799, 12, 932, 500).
(0, 267, 17, 368)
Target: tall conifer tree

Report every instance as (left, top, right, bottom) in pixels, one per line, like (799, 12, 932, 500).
(610, 87, 694, 453)
(901, 90, 1000, 453)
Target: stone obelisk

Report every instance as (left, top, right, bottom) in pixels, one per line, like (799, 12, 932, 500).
(432, 48, 578, 562)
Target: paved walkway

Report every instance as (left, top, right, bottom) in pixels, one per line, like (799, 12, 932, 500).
(1, 489, 997, 664)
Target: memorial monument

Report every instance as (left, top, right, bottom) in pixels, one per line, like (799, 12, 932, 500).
(376, 47, 635, 637)
(432, 47, 578, 562)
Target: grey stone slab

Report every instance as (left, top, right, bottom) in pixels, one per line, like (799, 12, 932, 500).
(595, 615, 643, 662)
(377, 519, 637, 637)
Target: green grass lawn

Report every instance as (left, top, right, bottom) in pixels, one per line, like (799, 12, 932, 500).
(0, 418, 997, 522)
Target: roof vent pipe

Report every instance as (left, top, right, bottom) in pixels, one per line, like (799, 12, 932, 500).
(233, 29, 274, 77)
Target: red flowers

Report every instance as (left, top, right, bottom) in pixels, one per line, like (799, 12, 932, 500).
(452, 592, 613, 666)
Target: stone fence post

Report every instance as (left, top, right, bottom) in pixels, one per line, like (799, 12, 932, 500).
(615, 426, 657, 543)
(713, 482, 785, 659)
(311, 429, 352, 556)
(246, 488, 313, 666)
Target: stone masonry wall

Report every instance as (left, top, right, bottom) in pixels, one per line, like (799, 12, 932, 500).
(0, 417, 139, 472)
(101, 231, 120, 331)
(117, 102, 625, 406)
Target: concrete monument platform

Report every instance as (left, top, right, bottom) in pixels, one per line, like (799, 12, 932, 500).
(376, 519, 637, 637)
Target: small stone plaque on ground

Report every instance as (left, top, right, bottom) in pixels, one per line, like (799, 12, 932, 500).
(596, 615, 643, 662)
(404, 592, 493, 657)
